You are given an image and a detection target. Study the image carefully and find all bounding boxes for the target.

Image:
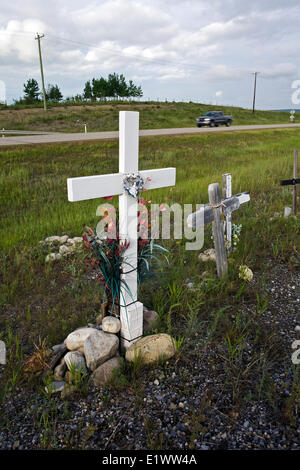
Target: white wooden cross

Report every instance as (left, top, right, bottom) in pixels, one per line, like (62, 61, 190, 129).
(67, 111, 176, 349)
(222, 173, 232, 252)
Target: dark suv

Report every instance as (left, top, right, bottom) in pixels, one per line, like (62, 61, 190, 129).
(196, 111, 232, 127)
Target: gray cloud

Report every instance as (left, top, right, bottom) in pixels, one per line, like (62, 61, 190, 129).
(0, 0, 299, 108)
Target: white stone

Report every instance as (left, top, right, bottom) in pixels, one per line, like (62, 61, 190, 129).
(45, 236, 61, 243)
(65, 327, 96, 351)
(143, 308, 158, 332)
(102, 316, 121, 334)
(91, 356, 121, 387)
(59, 235, 69, 244)
(64, 351, 87, 373)
(45, 381, 65, 394)
(59, 244, 76, 255)
(52, 342, 67, 354)
(53, 362, 67, 380)
(198, 248, 216, 263)
(44, 235, 69, 245)
(239, 265, 253, 282)
(186, 282, 195, 291)
(125, 333, 175, 364)
(0, 340, 6, 365)
(284, 206, 292, 218)
(45, 252, 61, 262)
(45, 252, 57, 262)
(84, 330, 119, 371)
(67, 237, 83, 245)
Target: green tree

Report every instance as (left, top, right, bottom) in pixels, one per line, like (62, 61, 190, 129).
(106, 73, 129, 98)
(23, 78, 40, 103)
(118, 74, 128, 97)
(127, 80, 143, 98)
(73, 94, 83, 102)
(91, 77, 108, 100)
(106, 73, 119, 98)
(83, 74, 143, 101)
(46, 84, 63, 102)
(83, 80, 93, 101)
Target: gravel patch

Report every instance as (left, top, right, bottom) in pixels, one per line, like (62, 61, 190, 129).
(0, 263, 299, 450)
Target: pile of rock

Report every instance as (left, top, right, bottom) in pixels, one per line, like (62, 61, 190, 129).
(45, 308, 175, 397)
(40, 235, 83, 262)
(47, 316, 122, 396)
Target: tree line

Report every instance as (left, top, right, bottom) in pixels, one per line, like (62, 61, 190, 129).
(83, 73, 142, 100)
(16, 73, 143, 105)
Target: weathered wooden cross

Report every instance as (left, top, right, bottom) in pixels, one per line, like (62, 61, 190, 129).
(67, 111, 176, 348)
(280, 150, 299, 216)
(187, 182, 250, 278)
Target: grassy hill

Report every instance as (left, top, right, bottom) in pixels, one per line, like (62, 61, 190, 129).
(0, 101, 292, 133)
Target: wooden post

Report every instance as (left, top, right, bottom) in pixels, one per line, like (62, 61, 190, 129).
(208, 183, 228, 278)
(118, 112, 143, 349)
(280, 152, 300, 212)
(293, 150, 298, 215)
(222, 173, 232, 252)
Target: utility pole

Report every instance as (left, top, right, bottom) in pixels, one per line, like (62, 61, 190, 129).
(35, 33, 47, 111)
(252, 71, 259, 113)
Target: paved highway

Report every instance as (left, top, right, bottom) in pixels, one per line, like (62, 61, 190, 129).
(0, 123, 299, 146)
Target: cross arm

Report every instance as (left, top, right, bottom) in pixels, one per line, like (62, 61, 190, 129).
(67, 173, 123, 202)
(187, 192, 250, 229)
(140, 168, 176, 190)
(280, 178, 300, 186)
(68, 167, 176, 202)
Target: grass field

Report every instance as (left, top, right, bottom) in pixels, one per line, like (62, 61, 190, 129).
(0, 101, 292, 133)
(1, 129, 299, 332)
(0, 127, 298, 340)
(0, 128, 300, 448)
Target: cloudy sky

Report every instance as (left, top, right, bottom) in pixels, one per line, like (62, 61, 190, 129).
(0, 0, 299, 108)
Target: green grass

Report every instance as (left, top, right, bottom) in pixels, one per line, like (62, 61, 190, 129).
(0, 101, 292, 133)
(0, 127, 299, 342)
(0, 128, 300, 446)
(0, 128, 299, 251)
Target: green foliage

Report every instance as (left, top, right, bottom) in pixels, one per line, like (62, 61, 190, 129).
(83, 80, 93, 100)
(173, 335, 184, 353)
(82, 226, 169, 308)
(46, 84, 63, 102)
(68, 362, 87, 387)
(83, 73, 142, 101)
(23, 78, 40, 104)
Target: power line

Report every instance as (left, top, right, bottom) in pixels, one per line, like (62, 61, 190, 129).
(45, 34, 213, 73)
(0, 29, 217, 75)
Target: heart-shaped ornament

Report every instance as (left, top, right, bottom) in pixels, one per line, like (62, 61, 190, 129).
(123, 173, 144, 198)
